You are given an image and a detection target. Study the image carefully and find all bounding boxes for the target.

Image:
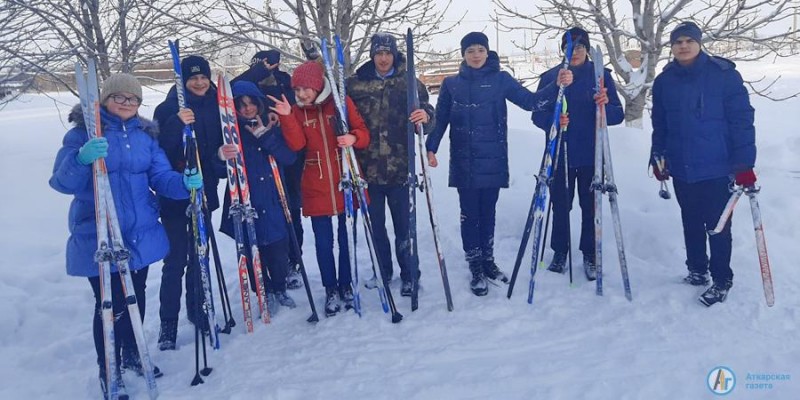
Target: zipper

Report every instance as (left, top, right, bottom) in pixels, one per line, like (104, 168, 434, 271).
(318, 106, 338, 215)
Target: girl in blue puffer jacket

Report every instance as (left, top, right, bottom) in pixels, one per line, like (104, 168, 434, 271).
(49, 73, 199, 398)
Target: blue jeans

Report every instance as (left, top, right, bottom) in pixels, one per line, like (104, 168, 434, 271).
(673, 177, 734, 283)
(368, 184, 417, 282)
(310, 214, 352, 289)
(457, 187, 500, 263)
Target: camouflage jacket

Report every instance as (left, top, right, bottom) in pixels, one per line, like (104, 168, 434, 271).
(346, 53, 435, 186)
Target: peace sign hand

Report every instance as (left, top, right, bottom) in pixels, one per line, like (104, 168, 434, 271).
(267, 94, 292, 116)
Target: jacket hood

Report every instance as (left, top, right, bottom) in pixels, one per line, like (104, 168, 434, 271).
(68, 103, 159, 137)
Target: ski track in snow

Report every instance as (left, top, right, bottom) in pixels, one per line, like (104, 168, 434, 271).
(1, 59, 799, 399)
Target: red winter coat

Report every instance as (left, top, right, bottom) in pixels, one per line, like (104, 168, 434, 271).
(280, 81, 370, 217)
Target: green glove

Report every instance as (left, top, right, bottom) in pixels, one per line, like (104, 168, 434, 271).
(76, 137, 108, 165)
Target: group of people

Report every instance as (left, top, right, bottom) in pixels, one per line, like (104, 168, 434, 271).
(50, 22, 757, 398)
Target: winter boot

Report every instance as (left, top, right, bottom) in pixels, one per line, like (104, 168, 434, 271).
(324, 286, 341, 317)
(683, 271, 710, 286)
(468, 262, 489, 296)
(340, 285, 355, 310)
(286, 264, 303, 290)
(275, 290, 297, 309)
(266, 292, 279, 318)
(99, 365, 128, 400)
(583, 254, 597, 281)
(363, 274, 379, 290)
(483, 261, 509, 283)
(400, 279, 414, 297)
(157, 320, 178, 351)
(547, 251, 568, 273)
(121, 342, 163, 378)
(699, 280, 733, 307)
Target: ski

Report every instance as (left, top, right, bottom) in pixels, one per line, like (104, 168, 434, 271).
(76, 58, 159, 399)
(323, 36, 402, 323)
(406, 28, 453, 311)
(267, 154, 321, 322)
(404, 29, 421, 312)
(168, 40, 223, 349)
(591, 45, 632, 301)
(745, 187, 775, 307)
(590, 45, 605, 295)
(213, 71, 272, 327)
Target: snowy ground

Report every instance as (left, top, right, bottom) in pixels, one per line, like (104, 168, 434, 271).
(1, 58, 798, 399)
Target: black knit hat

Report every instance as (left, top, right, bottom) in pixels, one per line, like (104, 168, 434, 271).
(460, 32, 489, 55)
(181, 55, 211, 83)
(562, 27, 590, 50)
(670, 21, 702, 45)
(251, 50, 281, 66)
(370, 32, 399, 59)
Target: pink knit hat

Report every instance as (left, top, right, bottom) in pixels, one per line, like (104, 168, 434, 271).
(291, 61, 324, 92)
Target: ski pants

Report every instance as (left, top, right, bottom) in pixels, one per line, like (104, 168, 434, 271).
(457, 187, 500, 263)
(310, 214, 352, 289)
(244, 237, 291, 293)
(159, 213, 200, 323)
(550, 165, 595, 257)
(368, 183, 417, 282)
(673, 177, 734, 283)
(89, 266, 148, 368)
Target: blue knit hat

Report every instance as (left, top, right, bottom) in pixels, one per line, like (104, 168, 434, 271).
(460, 32, 490, 55)
(670, 21, 702, 44)
(251, 50, 281, 66)
(181, 55, 211, 84)
(370, 32, 398, 59)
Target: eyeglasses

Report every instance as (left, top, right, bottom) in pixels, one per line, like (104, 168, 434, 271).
(109, 94, 141, 106)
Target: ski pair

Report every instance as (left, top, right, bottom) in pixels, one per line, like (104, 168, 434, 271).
(75, 59, 158, 400)
(406, 28, 454, 311)
(589, 45, 633, 301)
(320, 35, 403, 323)
(708, 184, 775, 307)
(506, 34, 574, 303)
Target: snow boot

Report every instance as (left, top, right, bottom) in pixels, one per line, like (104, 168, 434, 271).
(121, 342, 163, 378)
(583, 254, 597, 281)
(363, 274, 379, 290)
(286, 264, 303, 290)
(400, 279, 414, 297)
(266, 292, 279, 318)
(483, 261, 509, 283)
(275, 290, 297, 309)
(468, 262, 488, 296)
(99, 365, 128, 400)
(683, 271, 710, 286)
(547, 251, 568, 273)
(324, 286, 341, 317)
(157, 320, 178, 351)
(699, 280, 733, 307)
(339, 285, 355, 310)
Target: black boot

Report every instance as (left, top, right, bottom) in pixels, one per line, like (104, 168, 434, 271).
(547, 252, 568, 273)
(157, 320, 178, 351)
(699, 280, 733, 307)
(324, 286, 341, 317)
(483, 260, 509, 283)
(468, 262, 488, 296)
(583, 254, 597, 281)
(121, 341, 163, 378)
(683, 271, 710, 286)
(339, 285, 355, 310)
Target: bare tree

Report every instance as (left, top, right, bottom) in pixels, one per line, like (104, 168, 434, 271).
(0, 0, 209, 102)
(494, 0, 800, 126)
(158, 0, 460, 74)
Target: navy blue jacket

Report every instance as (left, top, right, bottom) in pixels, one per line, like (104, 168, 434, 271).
(426, 52, 558, 188)
(153, 85, 226, 217)
(49, 106, 189, 277)
(219, 115, 296, 246)
(651, 51, 756, 183)
(532, 58, 624, 168)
